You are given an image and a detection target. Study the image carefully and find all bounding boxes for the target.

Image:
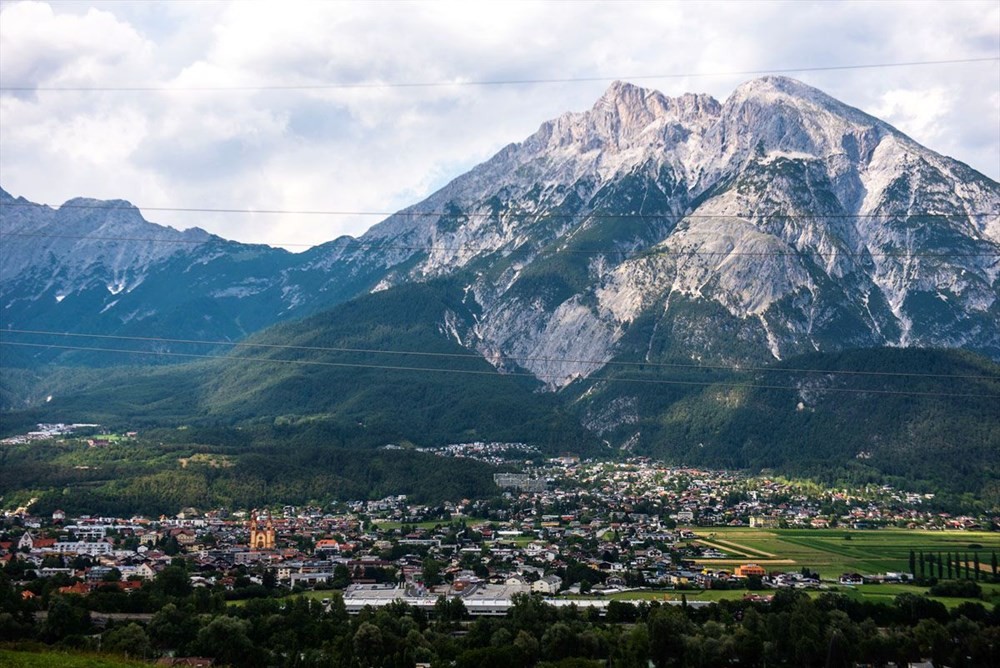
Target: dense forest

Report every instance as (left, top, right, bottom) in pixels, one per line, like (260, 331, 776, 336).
(0, 432, 502, 517)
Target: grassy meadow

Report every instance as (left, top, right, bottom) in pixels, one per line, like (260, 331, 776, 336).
(0, 648, 152, 667)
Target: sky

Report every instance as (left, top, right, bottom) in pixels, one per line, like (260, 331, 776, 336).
(1, 0, 998, 250)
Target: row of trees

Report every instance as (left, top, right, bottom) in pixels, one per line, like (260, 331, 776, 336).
(3, 565, 999, 667)
(910, 548, 999, 582)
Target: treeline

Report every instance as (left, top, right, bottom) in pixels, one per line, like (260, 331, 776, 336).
(3, 567, 999, 667)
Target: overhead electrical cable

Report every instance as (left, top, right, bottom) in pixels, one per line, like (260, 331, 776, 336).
(6, 328, 997, 381)
(2, 341, 995, 399)
(2, 57, 997, 92)
(1, 230, 996, 258)
(2, 201, 996, 219)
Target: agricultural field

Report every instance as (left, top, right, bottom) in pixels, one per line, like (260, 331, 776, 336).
(689, 527, 1000, 577)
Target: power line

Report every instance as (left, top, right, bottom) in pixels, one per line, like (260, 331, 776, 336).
(6, 328, 997, 381)
(3, 57, 997, 92)
(2, 200, 995, 219)
(3, 340, 995, 399)
(2, 230, 997, 258)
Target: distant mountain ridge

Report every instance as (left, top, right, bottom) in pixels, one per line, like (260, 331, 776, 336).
(2, 76, 998, 379)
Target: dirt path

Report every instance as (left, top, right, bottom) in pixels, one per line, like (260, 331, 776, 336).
(692, 558, 796, 567)
(693, 536, 776, 559)
(709, 537, 777, 558)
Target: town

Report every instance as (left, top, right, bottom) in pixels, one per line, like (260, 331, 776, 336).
(4, 455, 998, 617)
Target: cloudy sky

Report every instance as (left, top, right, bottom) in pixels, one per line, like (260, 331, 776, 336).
(1, 0, 998, 250)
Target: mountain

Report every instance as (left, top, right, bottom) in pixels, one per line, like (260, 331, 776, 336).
(0, 192, 417, 364)
(352, 77, 999, 388)
(4, 76, 997, 378)
(2, 76, 999, 497)
(0, 188, 290, 359)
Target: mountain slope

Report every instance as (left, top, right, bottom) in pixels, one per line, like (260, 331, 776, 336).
(351, 77, 999, 386)
(3, 280, 596, 452)
(3, 77, 997, 378)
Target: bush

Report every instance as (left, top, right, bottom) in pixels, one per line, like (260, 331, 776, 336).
(928, 580, 982, 598)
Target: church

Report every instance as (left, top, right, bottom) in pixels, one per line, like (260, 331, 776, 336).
(248, 510, 276, 550)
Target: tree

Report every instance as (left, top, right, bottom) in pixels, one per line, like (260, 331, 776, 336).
(353, 621, 384, 668)
(102, 623, 151, 659)
(647, 604, 691, 667)
(154, 564, 191, 598)
(148, 602, 197, 651)
(422, 557, 443, 586)
(908, 550, 916, 578)
(541, 621, 577, 661)
(331, 563, 351, 589)
(192, 616, 257, 667)
(41, 596, 91, 643)
(513, 629, 540, 666)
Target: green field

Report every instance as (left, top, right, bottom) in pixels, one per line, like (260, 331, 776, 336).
(598, 585, 997, 610)
(371, 519, 450, 531)
(0, 648, 152, 667)
(690, 527, 1000, 577)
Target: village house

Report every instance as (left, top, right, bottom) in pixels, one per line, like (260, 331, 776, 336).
(531, 574, 562, 594)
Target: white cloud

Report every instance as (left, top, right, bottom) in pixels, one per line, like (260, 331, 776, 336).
(871, 88, 951, 145)
(1, 1, 997, 249)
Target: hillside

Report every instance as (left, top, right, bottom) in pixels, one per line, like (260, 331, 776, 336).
(1, 280, 596, 452)
(565, 347, 1000, 501)
(4, 333, 997, 502)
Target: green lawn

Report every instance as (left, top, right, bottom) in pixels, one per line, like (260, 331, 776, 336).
(830, 583, 998, 609)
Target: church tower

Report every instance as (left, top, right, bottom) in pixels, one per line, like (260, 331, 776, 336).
(249, 509, 275, 550)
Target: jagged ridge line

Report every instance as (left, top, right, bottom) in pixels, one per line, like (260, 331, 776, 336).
(4, 328, 997, 382)
(3, 341, 996, 399)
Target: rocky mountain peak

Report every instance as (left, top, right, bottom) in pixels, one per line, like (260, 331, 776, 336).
(3, 77, 997, 385)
